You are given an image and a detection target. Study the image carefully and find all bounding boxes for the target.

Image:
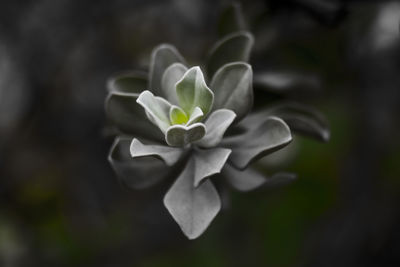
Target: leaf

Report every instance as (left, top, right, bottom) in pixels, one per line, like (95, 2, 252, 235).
(192, 147, 231, 187)
(253, 71, 320, 94)
(246, 103, 330, 142)
(136, 90, 172, 133)
(166, 123, 206, 147)
(105, 92, 163, 141)
(107, 71, 147, 94)
(222, 163, 266, 191)
(222, 116, 292, 169)
(218, 2, 246, 37)
(207, 31, 254, 78)
(196, 109, 236, 148)
(163, 158, 221, 239)
(130, 138, 183, 166)
(186, 106, 204, 125)
(169, 105, 188, 125)
(108, 137, 170, 189)
(176, 66, 214, 116)
(149, 44, 186, 97)
(161, 63, 188, 105)
(210, 62, 253, 121)
(267, 103, 330, 142)
(222, 164, 297, 192)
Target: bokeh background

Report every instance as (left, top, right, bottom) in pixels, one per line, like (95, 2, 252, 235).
(1, 0, 400, 266)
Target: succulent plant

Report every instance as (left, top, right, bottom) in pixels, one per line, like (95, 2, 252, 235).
(105, 3, 329, 239)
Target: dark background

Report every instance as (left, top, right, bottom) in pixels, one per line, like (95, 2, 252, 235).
(1, 0, 399, 266)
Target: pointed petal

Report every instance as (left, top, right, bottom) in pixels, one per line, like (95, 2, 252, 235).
(149, 44, 186, 97)
(105, 92, 163, 141)
(210, 63, 253, 121)
(165, 123, 206, 147)
(196, 109, 236, 148)
(192, 147, 231, 187)
(207, 31, 254, 78)
(163, 159, 221, 239)
(136, 90, 172, 133)
(161, 63, 188, 105)
(130, 138, 183, 166)
(222, 116, 292, 169)
(108, 137, 170, 189)
(176, 66, 214, 116)
(107, 71, 147, 94)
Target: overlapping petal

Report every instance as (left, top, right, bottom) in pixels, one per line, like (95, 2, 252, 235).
(176, 67, 214, 116)
(130, 138, 183, 166)
(222, 116, 292, 169)
(163, 158, 221, 240)
(149, 44, 186, 97)
(108, 137, 171, 189)
(210, 62, 253, 121)
(207, 31, 254, 78)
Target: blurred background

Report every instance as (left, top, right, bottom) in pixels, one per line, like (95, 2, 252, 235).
(1, 0, 400, 266)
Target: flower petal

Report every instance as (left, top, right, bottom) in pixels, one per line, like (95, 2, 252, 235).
(108, 137, 171, 189)
(186, 106, 203, 125)
(107, 71, 147, 94)
(163, 158, 221, 239)
(207, 31, 254, 78)
(169, 105, 188, 125)
(196, 109, 236, 148)
(130, 138, 183, 166)
(136, 90, 172, 133)
(253, 71, 320, 94)
(266, 103, 330, 142)
(192, 147, 231, 187)
(149, 44, 186, 97)
(165, 123, 206, 147)
(105, 92, 163, 141)
(222, 164, 297, 191)
(222, 116, 292, 169)
(176, 66, 214, 116)
(210, 62, 253, 121)
(222, 163, 266, 192)
(217, 2, 246, 37)
(161, 63, 188, 105)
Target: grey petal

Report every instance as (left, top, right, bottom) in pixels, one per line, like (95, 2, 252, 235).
(222, 163, 266, 192)
(192, 147, 231, 187)
(210, 62, 253, 121)
(163, 158, 221, 239)
(222, 116, 292, 169)
(107, 71, 147, 94)
(196, 109, 236, 148)
(217, 2, 246, 37)
(130, 138, 183, 166)
(176, 66, 214, 116)
(253, 71, 320, 94)
(207, 31, 254, 78)
(166, 123, 206, 147)
(105, 92, 163, 141)
(222, 164, 297, 191)
(136, 91, 172, 133)
(108, 137, 170, 189)
(148, 44, 186, 97)
(246, 103, 330, 142)
(161, 63, 188, 105)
